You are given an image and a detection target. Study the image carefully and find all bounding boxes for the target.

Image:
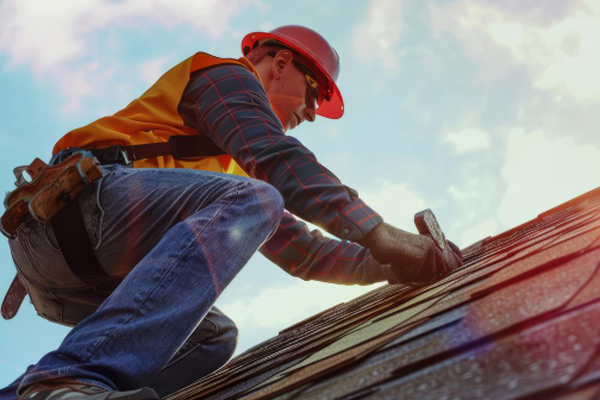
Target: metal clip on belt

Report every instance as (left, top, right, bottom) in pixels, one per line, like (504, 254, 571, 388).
(90, 145, 132, 166)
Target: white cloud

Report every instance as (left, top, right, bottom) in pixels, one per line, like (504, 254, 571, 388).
(361, 181, 428, 233)
(58, 61, 116, 116)
(498, 128, 600, 228)
(446, 175, 500, 248)
(0, 1, 93, 73)
(430, 0, 600, 101)
(221, 281, 383, 330)
(446, 176, 497, 216)
(459, 218, 497, 248)
(0, 0, 264, 73)
(0, 0, 265, 116)
(259, 22, 275, 32)
(353, 0, 405, 68)
(429, 1, 510, 81)
(138, 55, 174, 86)
(443, 126, 491, 153)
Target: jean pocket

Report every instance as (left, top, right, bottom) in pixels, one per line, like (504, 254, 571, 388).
(18, 216, 61, 256)
(26, 284, 65, 325)
(13, 217, 86, 291)
(26, 283, 106, 327)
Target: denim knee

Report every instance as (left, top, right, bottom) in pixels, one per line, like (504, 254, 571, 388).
(241, 180, 284, 231)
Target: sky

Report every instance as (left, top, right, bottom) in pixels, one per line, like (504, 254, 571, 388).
(0, 0, 599, 387)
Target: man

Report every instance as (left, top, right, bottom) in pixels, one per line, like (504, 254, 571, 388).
(1, 25, 461, 399)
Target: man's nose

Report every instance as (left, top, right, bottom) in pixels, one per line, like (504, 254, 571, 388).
(303, 97, 317, 123)
(304, 107, 316, 123)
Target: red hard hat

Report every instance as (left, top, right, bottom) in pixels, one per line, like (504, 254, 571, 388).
(242, 25, 344, 119)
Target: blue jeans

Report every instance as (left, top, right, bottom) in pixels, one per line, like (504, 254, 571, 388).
(1, 163, 284, 397)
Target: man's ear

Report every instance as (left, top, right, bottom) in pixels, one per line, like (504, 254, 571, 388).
(272, 50, 294, 79)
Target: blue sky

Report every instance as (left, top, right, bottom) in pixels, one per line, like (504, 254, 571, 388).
(1, 0, 599, 386)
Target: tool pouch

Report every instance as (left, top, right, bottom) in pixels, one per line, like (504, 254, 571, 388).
(1, 151, 103, 239)
(1, 152, 102, 320)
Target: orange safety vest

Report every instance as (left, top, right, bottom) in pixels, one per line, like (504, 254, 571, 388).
(53, 52, 262, 178)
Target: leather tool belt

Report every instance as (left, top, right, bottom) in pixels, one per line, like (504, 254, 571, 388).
(1, 151, 103, 320)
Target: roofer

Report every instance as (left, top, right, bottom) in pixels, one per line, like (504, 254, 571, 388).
(1, 25, 462, 400)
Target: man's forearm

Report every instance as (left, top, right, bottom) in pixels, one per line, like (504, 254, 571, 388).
(260, 212, 387, 285)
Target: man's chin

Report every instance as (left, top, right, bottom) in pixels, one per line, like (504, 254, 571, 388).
(288, 114, 302, 131)
(285, 118, 297, 132)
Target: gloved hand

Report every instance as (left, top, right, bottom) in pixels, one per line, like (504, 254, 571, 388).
(417, 232, 463, 278)
(358, 222, 463, 286)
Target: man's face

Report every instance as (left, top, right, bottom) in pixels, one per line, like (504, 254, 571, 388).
(265, 50, 319, 131)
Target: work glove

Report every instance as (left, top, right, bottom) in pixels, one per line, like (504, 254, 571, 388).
(402, 232, 463, 283)
(358, 222, 463, 286)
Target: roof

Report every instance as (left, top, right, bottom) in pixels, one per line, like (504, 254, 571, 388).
(166, 187, 600, 400)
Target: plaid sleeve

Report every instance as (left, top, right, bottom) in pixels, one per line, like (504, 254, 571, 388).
(178, 64, 383, 241)
(260, 211, 387, 285)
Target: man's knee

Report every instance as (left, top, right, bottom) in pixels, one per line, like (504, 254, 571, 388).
(239, 180, 284, 231)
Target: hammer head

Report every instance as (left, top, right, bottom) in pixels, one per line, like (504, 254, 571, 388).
(414, 209, 446, 249)
(414, 209, 461, 272)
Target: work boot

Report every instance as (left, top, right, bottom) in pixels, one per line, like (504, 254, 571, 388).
(18, 379, 159, 400)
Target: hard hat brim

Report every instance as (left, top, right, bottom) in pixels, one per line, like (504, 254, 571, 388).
(316, 82, 344, 119)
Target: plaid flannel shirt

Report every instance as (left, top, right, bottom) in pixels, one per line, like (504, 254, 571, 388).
(177, 63, 386, 285)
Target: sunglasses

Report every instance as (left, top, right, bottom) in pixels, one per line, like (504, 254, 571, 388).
(267, 51, 326, 107)
(292, 60, 324, 106)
